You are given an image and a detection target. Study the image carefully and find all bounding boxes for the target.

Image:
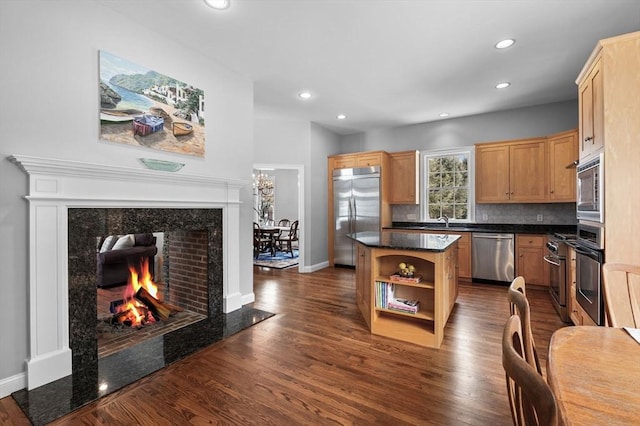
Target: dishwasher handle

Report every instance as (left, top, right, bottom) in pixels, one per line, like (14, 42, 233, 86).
(472, 234, 514, 240)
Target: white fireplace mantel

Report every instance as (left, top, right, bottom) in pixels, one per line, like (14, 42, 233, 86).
(9, 155, 247, 390)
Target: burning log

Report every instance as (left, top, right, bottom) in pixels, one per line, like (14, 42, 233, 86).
(135, 286, 172, 321)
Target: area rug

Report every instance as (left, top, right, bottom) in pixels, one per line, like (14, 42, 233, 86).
(254, 250, 299, 269)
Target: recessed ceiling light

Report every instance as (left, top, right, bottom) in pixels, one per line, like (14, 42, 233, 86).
(439, 113, 450, 117)
(337, 114, 347, 120)
(298, 91, 312, 100)
(495, 39, 515, 49)
(496, 82, 511, 89)
(204, 0, 230, 10)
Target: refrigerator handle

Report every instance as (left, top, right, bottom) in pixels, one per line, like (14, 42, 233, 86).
(349, 196, 355, 233)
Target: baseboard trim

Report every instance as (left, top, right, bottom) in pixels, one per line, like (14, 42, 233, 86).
(0, 372, 26, 398)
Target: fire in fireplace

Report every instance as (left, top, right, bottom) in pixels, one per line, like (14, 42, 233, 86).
(108, 258, 182, 328)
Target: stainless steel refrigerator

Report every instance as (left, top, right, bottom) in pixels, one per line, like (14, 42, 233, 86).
(333, 166, 381, 266)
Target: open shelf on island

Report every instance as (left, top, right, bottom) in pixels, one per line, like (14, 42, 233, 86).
(362, 245, 458, 348)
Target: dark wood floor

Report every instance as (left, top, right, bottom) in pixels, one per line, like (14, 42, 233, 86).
(1, 267, 565, 425)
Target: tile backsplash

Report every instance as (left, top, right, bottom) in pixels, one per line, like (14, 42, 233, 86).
(392, 203, 577, 225)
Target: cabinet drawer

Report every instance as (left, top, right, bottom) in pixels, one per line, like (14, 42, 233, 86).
(516, 235, 545, 247)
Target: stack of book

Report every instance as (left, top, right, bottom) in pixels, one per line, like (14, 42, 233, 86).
(387, 298, 420, 314)
(375, 281, 420, 314)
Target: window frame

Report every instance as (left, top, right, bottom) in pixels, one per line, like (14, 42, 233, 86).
(420, 147, 475, 223)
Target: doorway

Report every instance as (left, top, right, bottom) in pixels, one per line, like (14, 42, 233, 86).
(253, 163, 304, 272)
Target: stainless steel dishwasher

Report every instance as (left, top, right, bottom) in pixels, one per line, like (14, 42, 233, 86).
(472, 233, 515, 283)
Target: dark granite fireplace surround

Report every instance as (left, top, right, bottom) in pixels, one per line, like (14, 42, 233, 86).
(12, 207, 274, 425)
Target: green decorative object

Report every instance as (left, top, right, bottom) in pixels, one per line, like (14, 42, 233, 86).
(139, 158, 185, 172)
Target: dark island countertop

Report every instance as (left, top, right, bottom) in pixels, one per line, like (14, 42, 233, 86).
(389, 222, 578, 235)
(348, 231, 460, 252)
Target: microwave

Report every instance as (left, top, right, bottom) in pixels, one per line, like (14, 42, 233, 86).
(577, 152, 604, 223)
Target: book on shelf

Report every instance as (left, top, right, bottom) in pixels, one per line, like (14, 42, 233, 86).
(390, 274, 422, 283)
(387, 298, 420, 314)
(375, 281, 420, 313)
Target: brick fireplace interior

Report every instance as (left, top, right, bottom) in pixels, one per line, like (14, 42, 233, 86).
(97, 228, 212, 358)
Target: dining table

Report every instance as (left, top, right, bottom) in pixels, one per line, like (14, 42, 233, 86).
(547, 326, 640, 425)
(255, 226, 289, 256)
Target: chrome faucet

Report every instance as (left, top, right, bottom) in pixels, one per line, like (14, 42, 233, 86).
(438, 214, 449, 228)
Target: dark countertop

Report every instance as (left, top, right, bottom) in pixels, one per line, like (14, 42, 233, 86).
(390, 222, 578, 235)
(348, 231, 460, 252)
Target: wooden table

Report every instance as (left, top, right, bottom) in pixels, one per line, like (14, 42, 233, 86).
(547, 326, 640, 425)
(255, 226, 289, 255)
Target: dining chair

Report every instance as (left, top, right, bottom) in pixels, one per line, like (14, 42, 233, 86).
(502, 315, 558, 426)
(602, 263, 640, 327)
(253, 222, 271, 259)
(508, 276, 542, 376)
(276, 218, 291, 244)
(277, 220, 299, 257)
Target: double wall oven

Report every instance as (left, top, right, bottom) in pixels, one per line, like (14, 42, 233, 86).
(547, 151, 605, 325)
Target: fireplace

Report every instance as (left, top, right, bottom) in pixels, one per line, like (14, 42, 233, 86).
(9, 155, 247, 390)
(69, 207, 224, 370)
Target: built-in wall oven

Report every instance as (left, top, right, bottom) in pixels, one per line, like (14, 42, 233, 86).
(546, 234, 573, 323)
(575, 223, 605, 325)
(577, 152, 604, 223)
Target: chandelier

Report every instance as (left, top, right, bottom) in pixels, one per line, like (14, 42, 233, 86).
(254, 172, 274, 196)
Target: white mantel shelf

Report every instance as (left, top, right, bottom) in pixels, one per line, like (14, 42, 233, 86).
(9, 154, 248, 390)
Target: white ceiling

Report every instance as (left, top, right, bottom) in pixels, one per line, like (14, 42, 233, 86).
(100, 0, 640, 135)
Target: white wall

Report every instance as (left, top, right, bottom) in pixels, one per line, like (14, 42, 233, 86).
(272, 169, 299, 223)
(253, 109, 343, 270)
(341, 100, 578, 152)
(0, 0, 254, 395)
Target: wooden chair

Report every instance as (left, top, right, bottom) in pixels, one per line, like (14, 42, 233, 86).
(602, 263, 640, 327)
(508, 276, 542, 376)
(277, 220, 298, 257)
(253, 222, 271, 259)
(502, 315, 558, 426)
(277, 218, 291, 228)
(276, 218, 291, 243)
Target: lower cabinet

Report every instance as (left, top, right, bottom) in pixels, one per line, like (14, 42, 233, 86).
(516, 234, 549, 286)
(356, 243, 371, 328)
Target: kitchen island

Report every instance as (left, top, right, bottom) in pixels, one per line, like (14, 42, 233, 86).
(348, 231, 460, 348)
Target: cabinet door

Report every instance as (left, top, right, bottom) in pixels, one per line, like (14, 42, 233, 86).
(356, 244, 371, 328)
(389, 150, 419, 204)
(509, 141, 547, 202)
(476, 145, 510, 203)
(516, 235, 548, 286)
(356, 152, 383, 167)
(578, 59, 603, 160)
(457, 238, 471, 280)
(331, 155, 356, 169)
(548, 130, 578, 202)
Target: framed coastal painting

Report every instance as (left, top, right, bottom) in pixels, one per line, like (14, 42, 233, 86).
(99, 50, 205, 157)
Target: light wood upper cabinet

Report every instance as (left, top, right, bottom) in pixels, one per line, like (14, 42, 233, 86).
(475, 144, 511, 202)
(476, 138, 546, 203)
(389, 150, 419, 204)
(477, 132, 577, 203)
(509, 140, 547, 202)
(548, 129, 578, 202)
(328, 154, 356, 170)
(578, 58, 604, 160)
(356, 152, 384, 167)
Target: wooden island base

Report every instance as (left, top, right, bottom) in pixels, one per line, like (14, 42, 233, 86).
(352, 232, 459, 348)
